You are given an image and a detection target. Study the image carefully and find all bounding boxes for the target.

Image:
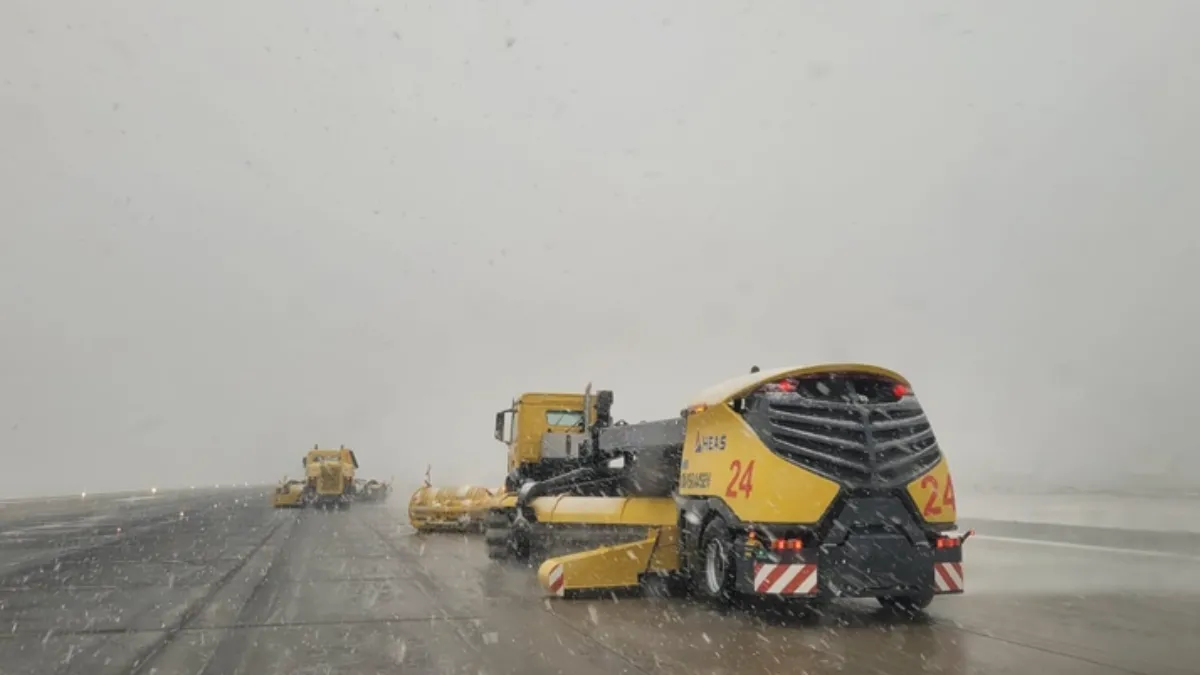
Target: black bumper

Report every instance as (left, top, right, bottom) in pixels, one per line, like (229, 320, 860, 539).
(731, 495, 967, 599)
(734, 535, 963, 599)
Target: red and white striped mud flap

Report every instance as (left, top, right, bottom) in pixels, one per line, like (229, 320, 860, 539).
(753, 563, 818, 595)
(933, 562, 964, 593)
(547, 563, 565, 597)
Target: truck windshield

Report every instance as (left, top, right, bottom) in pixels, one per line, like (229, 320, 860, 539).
(545, 410, 584, 427)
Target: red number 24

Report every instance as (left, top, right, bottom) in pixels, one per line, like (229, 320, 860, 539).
(920, 473, 956, 516)
(725, 460, 755, 498)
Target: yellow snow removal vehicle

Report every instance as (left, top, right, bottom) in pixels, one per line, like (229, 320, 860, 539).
(409, 485, 495, 532)
(302, 445, 358, 509)
(271, 478, 306, 508)
(486, 365, 970, 611)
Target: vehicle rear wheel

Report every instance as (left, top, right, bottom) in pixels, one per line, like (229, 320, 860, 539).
(691, 517, 734, 604)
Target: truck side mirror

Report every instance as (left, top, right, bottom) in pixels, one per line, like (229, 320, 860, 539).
(302, 457, 307, 467)
(495, 410, 513, 442)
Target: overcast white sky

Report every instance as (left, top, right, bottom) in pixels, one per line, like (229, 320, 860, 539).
(1, 1, 1197, 499)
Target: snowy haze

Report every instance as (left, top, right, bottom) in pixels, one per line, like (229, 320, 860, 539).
(2, 1, 1197, 499)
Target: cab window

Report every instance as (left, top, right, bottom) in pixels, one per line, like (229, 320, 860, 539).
(545, 410, 584, 427)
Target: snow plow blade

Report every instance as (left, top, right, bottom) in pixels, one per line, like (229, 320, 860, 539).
(408, 485, 494, 532)
(537, 527, 679, 596)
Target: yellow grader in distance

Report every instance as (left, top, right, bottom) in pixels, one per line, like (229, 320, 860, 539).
(485, 364, 971, 611)
(270, 478, 306, 508)
(301, 445, 358, 509)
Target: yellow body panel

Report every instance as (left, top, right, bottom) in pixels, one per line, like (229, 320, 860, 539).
(646, 525, 680, 571)
(679, 402, 841, 524)
(688, 363, 910, 409)
(315, 463, 345, 496)
(529, 495, 678, 526)
(905, 456, 958, 524)
(537, 528, 675, 595)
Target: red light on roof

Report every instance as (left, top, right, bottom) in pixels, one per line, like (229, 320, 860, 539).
(893, 383, 910, 398)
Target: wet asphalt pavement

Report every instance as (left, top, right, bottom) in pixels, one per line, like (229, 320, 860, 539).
(2, 488, 1198, 675)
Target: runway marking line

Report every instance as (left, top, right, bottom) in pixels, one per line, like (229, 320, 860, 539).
(973, 534, 1200, 561)
(5, 615, 489, 637)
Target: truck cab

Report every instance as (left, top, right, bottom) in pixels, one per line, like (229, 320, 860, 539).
(494, 392, 598, 490)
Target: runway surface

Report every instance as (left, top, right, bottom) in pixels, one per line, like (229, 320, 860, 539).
(2, 487, 1198, 675)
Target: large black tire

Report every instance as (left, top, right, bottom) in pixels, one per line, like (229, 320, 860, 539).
(690, 517, 735, 604)
(485, 509, 514, 560)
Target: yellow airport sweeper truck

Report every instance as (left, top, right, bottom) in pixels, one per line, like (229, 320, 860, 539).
(485, 364, 970, 611)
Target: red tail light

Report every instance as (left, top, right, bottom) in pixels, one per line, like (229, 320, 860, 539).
(936, 532, 971, 549)
(893, 383, 911, 398)
(772, 538, 804, 551)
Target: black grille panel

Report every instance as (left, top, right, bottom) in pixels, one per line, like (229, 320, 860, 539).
(746, 390, 942, 488)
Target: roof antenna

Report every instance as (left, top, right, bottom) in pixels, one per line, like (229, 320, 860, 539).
(750, 365, 760, 374)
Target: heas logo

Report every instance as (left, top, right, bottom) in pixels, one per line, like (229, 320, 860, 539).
(693, 433, 727, 453)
